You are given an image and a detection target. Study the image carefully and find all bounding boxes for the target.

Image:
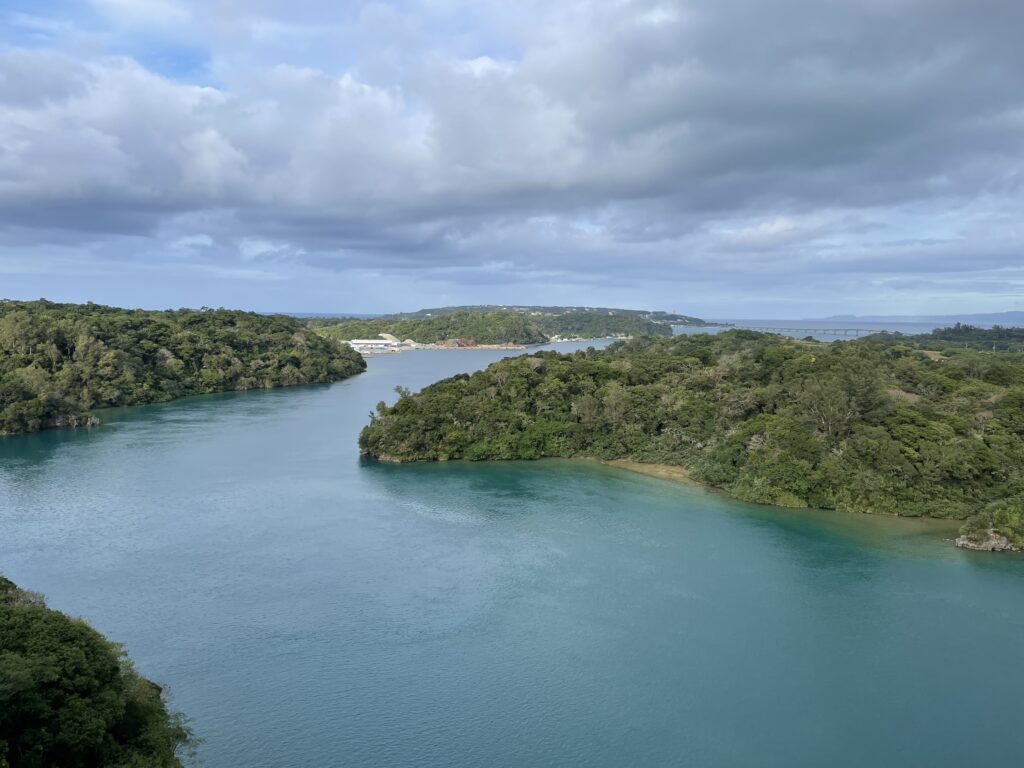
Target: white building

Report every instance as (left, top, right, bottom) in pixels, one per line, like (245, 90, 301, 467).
(347, 339, 403, 354)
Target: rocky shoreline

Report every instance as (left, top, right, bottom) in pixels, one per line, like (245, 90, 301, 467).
(955, 529, 1021, 552)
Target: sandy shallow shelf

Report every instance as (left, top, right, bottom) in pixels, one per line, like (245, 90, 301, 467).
(599, 459, 701, 486)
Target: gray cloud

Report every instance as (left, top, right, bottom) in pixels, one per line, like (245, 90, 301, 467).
(0, 0, 1022, 314)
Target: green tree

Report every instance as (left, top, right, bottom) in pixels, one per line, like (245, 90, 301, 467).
(0, 576, 193, 768)
(359, 329, 1024, 543)
(0, 300, 367, 435)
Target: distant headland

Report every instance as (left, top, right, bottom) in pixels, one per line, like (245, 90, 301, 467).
(308, 304, 710, 354)
(360, 327, 1024, 552)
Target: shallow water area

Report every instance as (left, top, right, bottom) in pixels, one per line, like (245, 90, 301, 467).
(2, 341, 1022, 768)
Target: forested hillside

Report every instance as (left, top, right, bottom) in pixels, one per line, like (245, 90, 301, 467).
(312, 311, 550, 345)
(0, 574, 192, 767)
(360, 330, 1024, 549)
(311, 308, 675, 345)
(386, 305, 706, 326)
(537, 311, 674, 339)
(888, 323, 1024, 352)
(0, 300, 366, 435)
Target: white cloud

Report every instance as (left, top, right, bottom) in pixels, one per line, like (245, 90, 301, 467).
(636, 4, 683, 27)
(453, 56, 514, 78)
(716, 217, 819, 248)
(202, 264, 287, 281)
(1, 0, 1023, 314)
(172, 233, 213, 250)
(90, 0, 191, 27)
(245, 17, 328, 44)
(238, 239, 284, 260)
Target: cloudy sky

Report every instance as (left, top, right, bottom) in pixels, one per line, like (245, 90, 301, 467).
(1, 0, 1022, 317)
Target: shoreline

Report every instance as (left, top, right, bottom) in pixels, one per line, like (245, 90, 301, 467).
(571, 457, 975, 549)
(356, 339, 611, 357)
(1, 375, 363, 439)
(581, 457, 978, 544)
(350, 326, 724, 357)
(371, 453, 973, 545)
(594, 458, 702, 487)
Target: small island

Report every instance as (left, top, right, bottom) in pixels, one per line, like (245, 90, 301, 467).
(0, 574, 192, 767)
(0, 300, 366, 435)
(360, 328, 1024, 551)
(310, 305, 708, 348)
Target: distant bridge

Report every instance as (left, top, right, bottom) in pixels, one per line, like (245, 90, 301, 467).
(737, 326, 876, 338)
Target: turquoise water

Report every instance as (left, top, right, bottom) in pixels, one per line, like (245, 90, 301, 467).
(2, 342, 1022, 767)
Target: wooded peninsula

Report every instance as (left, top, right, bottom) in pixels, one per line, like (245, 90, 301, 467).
(360, 328, 1024, 550)
(310, 305, 703, 345)
(0, 300, 366, 435)
(0, 574, 192, 768)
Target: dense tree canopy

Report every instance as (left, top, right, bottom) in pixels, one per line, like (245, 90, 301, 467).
(0, 575, 191, 768)
(312, 311, 550, 345)
(360, 330, 1024, 547)
(537, 312, 674, 340)
(882, 323, 1024, 352)
(383, 305, 705, 326)
(0, 300, 366, 435)
(310, 309, 676, 345)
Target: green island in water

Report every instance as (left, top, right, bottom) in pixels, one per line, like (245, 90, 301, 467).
(0, 300, 366, 436)
(0, 575, 192, 768)
(310, 304, 706, 345)
(361, 326, 1024, 551)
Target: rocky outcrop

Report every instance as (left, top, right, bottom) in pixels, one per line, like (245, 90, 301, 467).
(955, 529, 1020, 552)
(45, 413, 101, 429)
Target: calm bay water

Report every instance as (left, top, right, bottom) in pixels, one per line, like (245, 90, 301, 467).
(2, 341, 1023, 767)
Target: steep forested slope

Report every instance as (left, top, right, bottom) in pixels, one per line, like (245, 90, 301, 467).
(361, 331, 1024, 548)
(0, 574, 192, 767)
(0, 300, 365, 435)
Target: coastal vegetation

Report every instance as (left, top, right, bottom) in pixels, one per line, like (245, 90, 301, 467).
(0, 574, 192, 768)
(310, 306, 694, 345)
(312, 311, 550, 345)
(538, 311, 674, 340)
(383, 305, 706, 326)
(360, 330, 1024, 549)
(883, 323, 1024, 352)
(0, 300, 366, 435)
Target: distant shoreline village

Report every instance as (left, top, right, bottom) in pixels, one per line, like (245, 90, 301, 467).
(345, 333, 632, 356)
(313, 305, 709, 356)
